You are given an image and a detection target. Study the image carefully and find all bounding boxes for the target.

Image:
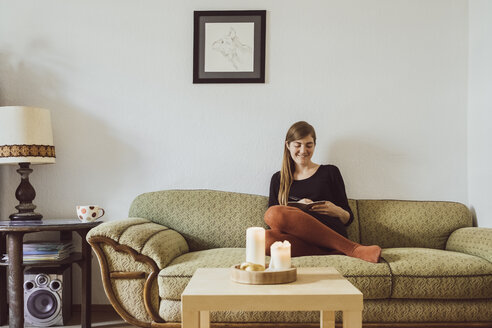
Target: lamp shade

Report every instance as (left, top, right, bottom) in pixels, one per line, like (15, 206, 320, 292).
(0, 106, 56, 165)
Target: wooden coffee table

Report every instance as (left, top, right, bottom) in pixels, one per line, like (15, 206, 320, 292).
(181, 267, 362, 328)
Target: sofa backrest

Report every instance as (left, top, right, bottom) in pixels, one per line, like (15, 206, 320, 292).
(356, 200, 473, 249)
(129, 190, 472, 251)
(129, 190, 270, 251)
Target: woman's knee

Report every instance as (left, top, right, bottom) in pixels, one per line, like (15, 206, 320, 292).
(264, 205, 290, 229)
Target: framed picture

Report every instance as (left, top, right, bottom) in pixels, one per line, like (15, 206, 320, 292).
(193, 10, 266, 84)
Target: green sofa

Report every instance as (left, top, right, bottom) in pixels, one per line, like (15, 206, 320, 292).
(87, 190, 492, 327)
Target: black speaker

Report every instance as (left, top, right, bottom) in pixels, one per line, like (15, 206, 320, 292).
(23, 267, 72, 327)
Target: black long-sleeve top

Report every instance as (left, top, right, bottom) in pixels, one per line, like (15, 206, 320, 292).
(268, 164, 354, 238)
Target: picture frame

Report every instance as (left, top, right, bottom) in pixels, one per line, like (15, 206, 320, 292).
(193, 10, 266, 84)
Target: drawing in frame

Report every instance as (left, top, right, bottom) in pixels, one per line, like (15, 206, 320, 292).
(193, 10, 266, 83)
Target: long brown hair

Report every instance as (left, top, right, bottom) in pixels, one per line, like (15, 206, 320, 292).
(278, 121, 317, 205)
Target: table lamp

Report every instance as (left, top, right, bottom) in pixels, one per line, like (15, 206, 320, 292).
(0, 106, 56, 221)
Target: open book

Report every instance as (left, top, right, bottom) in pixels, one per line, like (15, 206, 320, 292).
(287, 200, 326, 211)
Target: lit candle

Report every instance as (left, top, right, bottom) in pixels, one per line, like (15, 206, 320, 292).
(246, 227, 265, 266)
(270, 240, 291, 269)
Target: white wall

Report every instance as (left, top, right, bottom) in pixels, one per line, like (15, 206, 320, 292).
(468, 0, 492, 228)
(0, 0, 469, 304)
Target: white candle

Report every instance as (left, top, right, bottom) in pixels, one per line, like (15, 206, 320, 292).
(246, 227, 265, 266)
(270, 240, 291, 269)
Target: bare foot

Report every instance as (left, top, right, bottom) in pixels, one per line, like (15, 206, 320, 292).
(351, 245, 382, 263)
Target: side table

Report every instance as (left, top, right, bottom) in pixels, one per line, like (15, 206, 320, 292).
(0, 219, 101, 328)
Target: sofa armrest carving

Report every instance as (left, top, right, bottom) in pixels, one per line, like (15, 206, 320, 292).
(87, 218, 189, 327)
(446, 227, 492, 263)
(89, 236, 161, 327)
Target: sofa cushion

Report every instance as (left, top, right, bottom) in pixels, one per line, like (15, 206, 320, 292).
(383, 248, 492, 299)
(291, 253, 391, 299)
(159, 248, 244, 301)
(158, 248, 391, 301)
(357, 200, 472, 249)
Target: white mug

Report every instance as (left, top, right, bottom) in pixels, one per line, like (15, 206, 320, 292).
(76, 205, 105, 222)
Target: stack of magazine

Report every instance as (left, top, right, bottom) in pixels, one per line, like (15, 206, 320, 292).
(2, 241, 75, 263)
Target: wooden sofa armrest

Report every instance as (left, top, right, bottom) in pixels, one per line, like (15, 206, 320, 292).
(446, 227, 492, 263)
(87, 218, 189, 327)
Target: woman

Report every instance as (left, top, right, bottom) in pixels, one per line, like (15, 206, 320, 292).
(265, 121, 381, 263)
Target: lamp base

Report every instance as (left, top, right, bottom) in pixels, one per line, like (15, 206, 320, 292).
(9, 212, 43, 221)
(9, 163, 43, 221)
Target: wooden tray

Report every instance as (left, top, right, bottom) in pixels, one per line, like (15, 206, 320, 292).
(230, 265, 297, 285)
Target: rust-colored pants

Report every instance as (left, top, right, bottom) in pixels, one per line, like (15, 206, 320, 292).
(264, 205, 359, 257)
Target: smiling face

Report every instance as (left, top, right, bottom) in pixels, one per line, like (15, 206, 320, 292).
(286, 135, 315, 167)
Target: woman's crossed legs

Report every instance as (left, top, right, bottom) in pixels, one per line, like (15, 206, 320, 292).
(264, 205, 381, 263)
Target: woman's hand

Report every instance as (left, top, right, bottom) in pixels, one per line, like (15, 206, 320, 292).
(309, 201, 350, 224)
(298, 198, 313, 205)
(309, 201, 339, 216)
